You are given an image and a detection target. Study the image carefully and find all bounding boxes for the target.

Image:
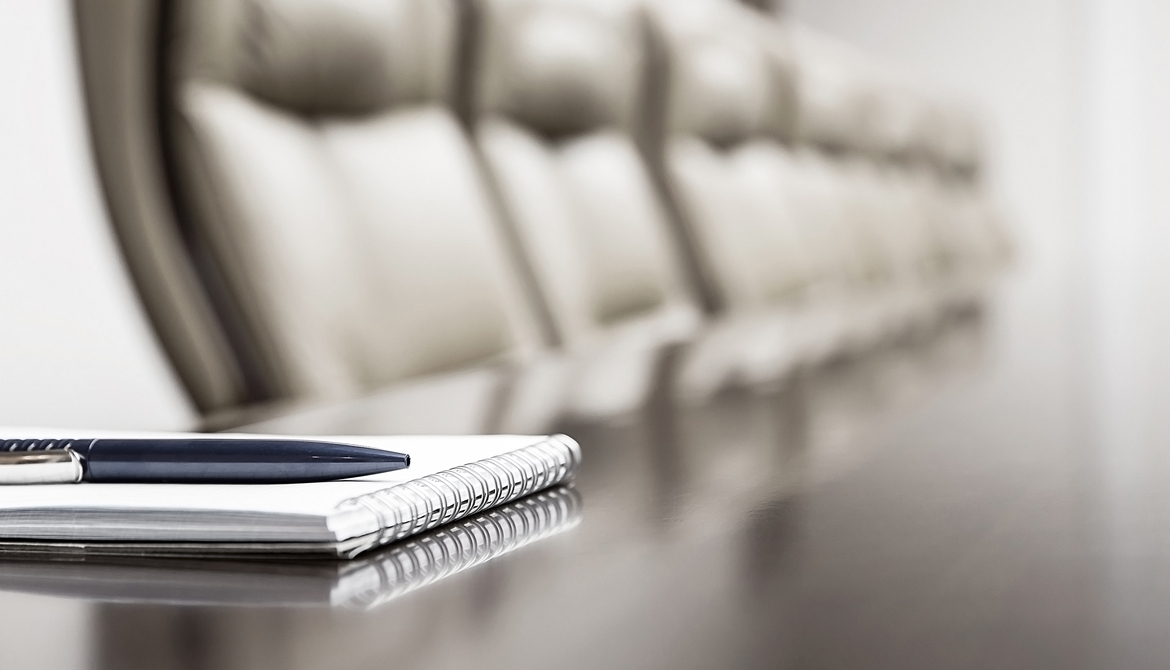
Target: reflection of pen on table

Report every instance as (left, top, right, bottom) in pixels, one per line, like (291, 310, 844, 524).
(0, 486, 582, 610)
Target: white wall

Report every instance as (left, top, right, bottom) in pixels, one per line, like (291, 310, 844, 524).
(0, 0, 195, 430)
(1076, 1, 1170, 593)
(1079, 0, 1170, 455)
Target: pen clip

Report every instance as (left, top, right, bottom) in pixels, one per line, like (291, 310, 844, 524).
(0, 449, 84, 485)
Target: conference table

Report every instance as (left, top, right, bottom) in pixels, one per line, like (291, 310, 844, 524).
(1, 287, 1167, 670)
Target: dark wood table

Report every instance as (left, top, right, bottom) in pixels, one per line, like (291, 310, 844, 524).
(1, 301, 1155, 670)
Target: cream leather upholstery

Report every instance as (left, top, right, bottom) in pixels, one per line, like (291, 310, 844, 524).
(471, 0, 700, 419)
(645, 0, 874, 399)
(787, 23, 1005, 328)
(788, 22, 991, 185)
(650, 0, 800, 308)
(814, 52, 1007, 315)
(923, 102, 985, 180)
(169, 0, 538, 405)
(932, 177, 1014, 287)
(476, 0, 640, 139)
(75, 0, 1007, 429)
(787, 24, 879, 155)
(921, 102, 1012, 301)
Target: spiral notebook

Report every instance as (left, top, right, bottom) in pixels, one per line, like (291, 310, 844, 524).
(0, 431, 581, 559)
(0, 486, 582, 607)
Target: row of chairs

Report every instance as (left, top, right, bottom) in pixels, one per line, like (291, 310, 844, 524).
(83, 0, 1010, 434)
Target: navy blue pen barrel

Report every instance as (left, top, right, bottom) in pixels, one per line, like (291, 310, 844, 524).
(84, 439, 409, 484)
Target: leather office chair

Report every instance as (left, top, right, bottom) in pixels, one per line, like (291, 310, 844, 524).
(641, 0, 886, 400)
(788, 24, 983, 339)
(468, 0, 702, 421)
(929, 171, 1014, 305)
(75, 0, 247, 416)
(166, 0, 542, 425)
(857, 66, 1011, 315)
(787, 23, 879, 156)
(925, 102, 1014, 277)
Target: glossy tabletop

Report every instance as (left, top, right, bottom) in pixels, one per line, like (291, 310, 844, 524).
(1, 281, 1163, 669)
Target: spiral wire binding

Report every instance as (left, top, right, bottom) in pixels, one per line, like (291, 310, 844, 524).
(335, 435, 582, 551)
(342, 486, 582, 609)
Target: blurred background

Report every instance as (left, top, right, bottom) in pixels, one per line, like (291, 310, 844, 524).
(0, 0, 1018, 434)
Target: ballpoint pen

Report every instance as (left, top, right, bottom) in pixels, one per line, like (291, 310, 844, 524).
(0, 438, 410, 485)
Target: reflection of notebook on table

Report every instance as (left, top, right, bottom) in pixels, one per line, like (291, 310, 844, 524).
(0, 432, 580, 558)
(0, 486, 581, 608)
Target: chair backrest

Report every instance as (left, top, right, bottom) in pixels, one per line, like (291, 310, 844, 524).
(644, 0, 838, 314)
(167, 0, 538, 405)
(75, 0, 247, 414)
(789, 30, 996, 291)
(469, 0, 699, 352)
(786, 24, 878, 156)
(924, 101, 985, 183)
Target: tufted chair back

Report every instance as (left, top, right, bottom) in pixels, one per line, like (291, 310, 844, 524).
(470, 0, 698, 351)
(467, 0, 701, 418)
(168, 0, 539, 404)
(643, 0, 820, 314)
